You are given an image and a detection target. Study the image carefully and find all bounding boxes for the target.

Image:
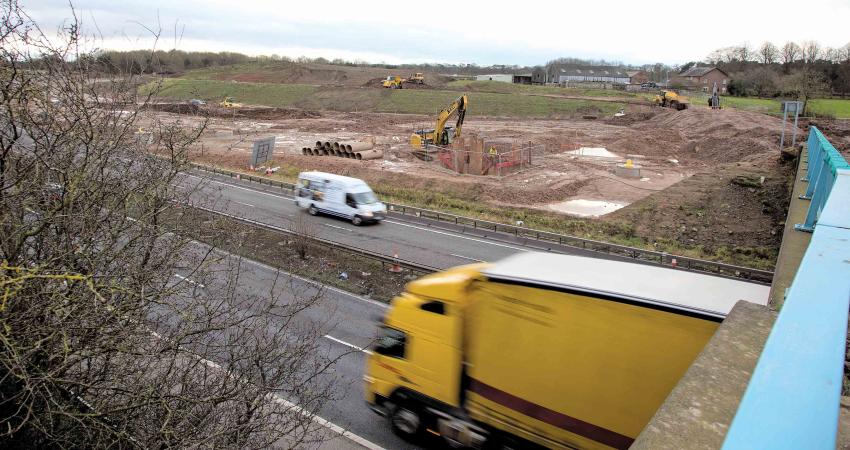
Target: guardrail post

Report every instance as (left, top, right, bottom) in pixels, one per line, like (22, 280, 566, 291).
(800, 129, 819, 182)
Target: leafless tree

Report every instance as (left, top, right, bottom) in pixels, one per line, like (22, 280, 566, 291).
(758, 42, 779, 65)
(0, 1, 340, 448)
(783, 66, 830, 115)
(781, 42, 802, 73)
(289, 213, 316, 260)
(801, 40, 822, 64)
(735, 42, 752, 62)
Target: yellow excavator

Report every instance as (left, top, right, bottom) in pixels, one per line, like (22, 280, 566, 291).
(653, 90, 688, 110)
(410, 94, 468, 149)
(219, 96, 243, 108)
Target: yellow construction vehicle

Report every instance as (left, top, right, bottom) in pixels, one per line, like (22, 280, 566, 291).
(410, 94, 468, 149)
(653, 90, 689, 110)
(219, 96, 243, 108)
(382, 76, 405, 89)
(407, 72, 425, 84)
(364, 252, 770, 448)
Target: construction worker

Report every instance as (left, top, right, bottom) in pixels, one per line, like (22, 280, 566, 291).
(488, 146, 498, 166)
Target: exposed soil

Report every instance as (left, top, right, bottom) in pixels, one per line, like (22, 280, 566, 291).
(142, 102, 809, 267)
(806, 119, 850, 158)
(605, 155, 794, 257)
(204, 62, 453, 88)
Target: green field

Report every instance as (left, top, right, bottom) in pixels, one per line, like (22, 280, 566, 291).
(147, 79, 318, 106)
(808, 99, 850, 118)
(143, 79, 625, 118)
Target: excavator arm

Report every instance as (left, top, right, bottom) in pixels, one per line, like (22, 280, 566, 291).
(410, 94, 468, 149)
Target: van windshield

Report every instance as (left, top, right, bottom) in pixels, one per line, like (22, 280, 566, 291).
(351, 191, 378, 205)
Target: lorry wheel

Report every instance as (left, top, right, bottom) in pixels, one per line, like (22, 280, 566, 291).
(390, 406, 421, 438)
(352, 215, 363, 226)
(308, 204, 318, 216)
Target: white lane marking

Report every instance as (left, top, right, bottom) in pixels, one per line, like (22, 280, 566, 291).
(173, 273, 206, 288)
(384, 219, 528, 252)
(324, 223, 349, 231)
(184, 174, 292, 200)
(233, 200, 255, 208)
(268, 396, 386, 450)
(324, 335, 373, 355)
(191, 347, 384, 450)
(450, 253, 485, 262)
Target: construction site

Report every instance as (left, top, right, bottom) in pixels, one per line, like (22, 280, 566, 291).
(143, 89, 801, 267)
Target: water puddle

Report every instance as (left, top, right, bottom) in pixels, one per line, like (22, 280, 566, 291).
(567, 147, 620, 158)
(548, 199, 626, 217)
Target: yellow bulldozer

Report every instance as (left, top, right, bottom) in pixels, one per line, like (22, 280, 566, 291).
(407, 72, 425, 84)
(410, 94, 468, 149)
(653, 90, 689, 110)
(382, 76, 405, 89)
(219, 96, 243, 108)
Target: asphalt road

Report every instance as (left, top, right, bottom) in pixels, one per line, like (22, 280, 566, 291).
(174, 239, 418, 450)
(178, 172, 578, 270)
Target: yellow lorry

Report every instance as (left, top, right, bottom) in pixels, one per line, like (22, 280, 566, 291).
(364, 252, 769, 449)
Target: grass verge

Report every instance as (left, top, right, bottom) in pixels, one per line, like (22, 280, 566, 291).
(166, 206, 416, 302)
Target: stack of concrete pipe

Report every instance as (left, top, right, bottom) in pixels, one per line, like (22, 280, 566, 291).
(300, 140, 383, 160)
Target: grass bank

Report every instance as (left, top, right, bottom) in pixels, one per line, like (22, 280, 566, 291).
(143, 79, 625, 118)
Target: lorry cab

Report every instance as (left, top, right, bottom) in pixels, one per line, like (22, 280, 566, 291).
(295, 171, 386, 225)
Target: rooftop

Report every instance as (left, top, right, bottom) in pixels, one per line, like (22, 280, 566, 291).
(679, 66, 728, 77)
(482, 252, 770, 318)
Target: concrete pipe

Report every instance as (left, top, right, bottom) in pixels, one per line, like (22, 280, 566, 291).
(302, 147, 309, 155)
(315, 141, 323, 149)
(333, 142, 340, 151)
(345, 151, 355, 159)
(348, 142, 374, 152)
(323, 141, 332, 150)
(357, 150, 384, 160)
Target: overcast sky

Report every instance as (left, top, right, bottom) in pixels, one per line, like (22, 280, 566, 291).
(24, 0, 850, 66)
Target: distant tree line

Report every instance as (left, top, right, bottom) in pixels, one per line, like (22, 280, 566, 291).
(89, 49, 255, 74)
(700, 41, 850, 100)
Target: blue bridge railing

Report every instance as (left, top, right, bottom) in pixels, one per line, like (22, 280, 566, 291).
(796, 127, 850, 232)
(722, 127, 850, 448)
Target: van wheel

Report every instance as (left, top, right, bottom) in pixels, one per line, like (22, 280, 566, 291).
(390, 405, 421, 439)
(308, 204, 318, 216)
(352, 215, 363, 226)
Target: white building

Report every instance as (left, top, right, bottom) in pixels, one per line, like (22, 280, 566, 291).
(475, 74, 514, 83)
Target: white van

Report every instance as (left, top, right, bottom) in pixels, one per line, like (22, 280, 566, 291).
(295, 171, 387, 225)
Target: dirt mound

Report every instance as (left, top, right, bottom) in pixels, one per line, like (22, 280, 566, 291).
(362, 78, 434, 90)
(145, 102, 321, 120)
(605, 159, 792, 267)
(603, 110, 661, 126)
(807, 119, 850, 158)
(229, 107, 321, 120)
(607, 108, 785, 165)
